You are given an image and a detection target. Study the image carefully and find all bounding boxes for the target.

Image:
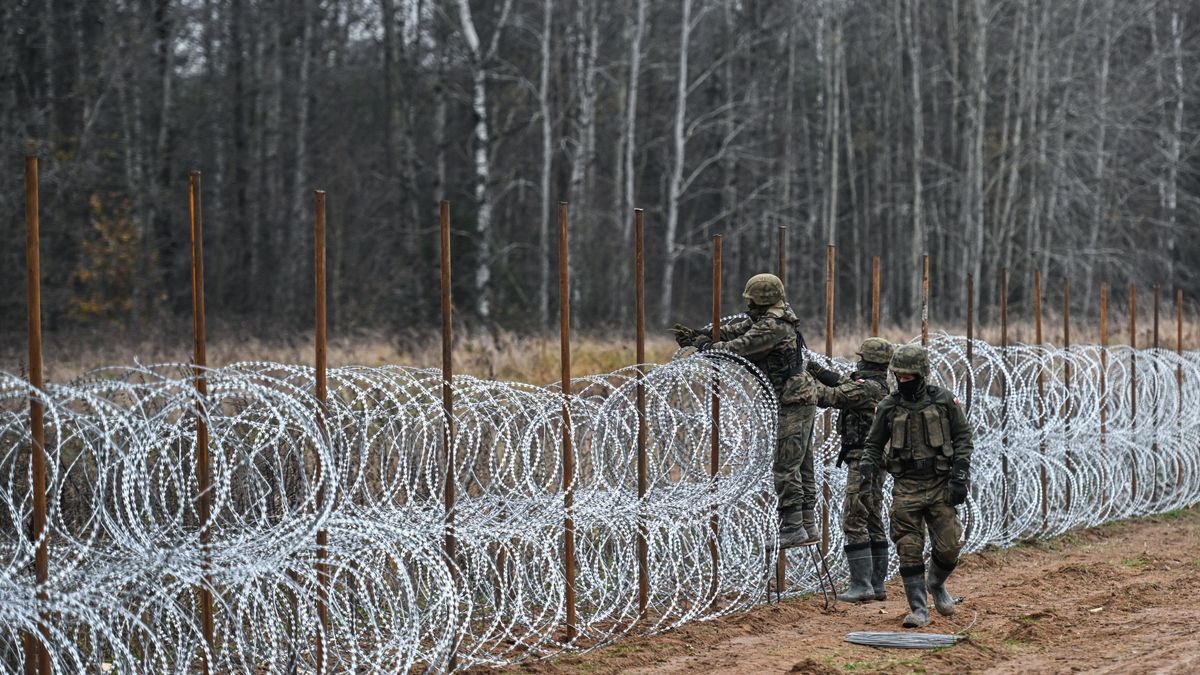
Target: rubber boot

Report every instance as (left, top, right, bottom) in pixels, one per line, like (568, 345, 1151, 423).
(870, 541, 890, 601)
(899, 566, 930, 628)
(801, 509, 822, 545)
(927, 556, 958, 616)
(777, 510, 811, 549)
(836, 543, 876, 602)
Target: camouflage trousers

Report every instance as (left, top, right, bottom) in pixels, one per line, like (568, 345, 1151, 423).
(775, 403, 817, 516)
(842, 455, 886, 545)
(888, 475, 963, 568)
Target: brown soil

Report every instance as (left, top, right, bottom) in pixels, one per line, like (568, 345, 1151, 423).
(512, 507, 1200, 674)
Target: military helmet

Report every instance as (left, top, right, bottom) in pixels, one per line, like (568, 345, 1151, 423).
(742, 273, 786, 305)
(889, 344, 929, 376)
(856, 337, 894, 365)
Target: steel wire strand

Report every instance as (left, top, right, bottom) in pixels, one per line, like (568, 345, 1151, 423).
(0, 335, 1198, 671)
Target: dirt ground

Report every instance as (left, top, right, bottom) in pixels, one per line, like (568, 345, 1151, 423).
(515, 507, 1200, 674)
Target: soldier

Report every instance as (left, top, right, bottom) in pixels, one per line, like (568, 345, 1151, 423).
(858, 344, 973, 628)
(671, 273, 819, 547)
(795, 337, 894, 602)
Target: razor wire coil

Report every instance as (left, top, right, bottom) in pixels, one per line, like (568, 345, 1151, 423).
(0, 333, 1197, 671)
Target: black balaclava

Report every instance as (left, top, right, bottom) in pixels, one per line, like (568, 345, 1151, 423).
(897, 375, 925, 400)
(857, 360, 888, 373)
(746, 301, 772, 320)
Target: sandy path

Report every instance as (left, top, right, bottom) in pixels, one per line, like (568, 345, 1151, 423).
(511, 507, 1200, 674)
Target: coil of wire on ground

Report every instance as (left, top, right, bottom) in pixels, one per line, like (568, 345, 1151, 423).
(1, 333, 1198, 671)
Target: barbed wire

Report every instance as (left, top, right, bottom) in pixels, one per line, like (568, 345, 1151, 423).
(0, 332, 1196, 671)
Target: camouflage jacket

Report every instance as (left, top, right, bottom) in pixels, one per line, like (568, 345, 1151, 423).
(860, 383, 974, 476)
(811, 368, 888, 450)
(710, 303, 801, 395)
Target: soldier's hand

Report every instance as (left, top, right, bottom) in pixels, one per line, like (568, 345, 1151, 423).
(671, 323, 698, 347)
(692, 335, 713, 351)
(858, 461, 877, 491)
(835, 446, 850, 468)
(947, 459, 970, 506)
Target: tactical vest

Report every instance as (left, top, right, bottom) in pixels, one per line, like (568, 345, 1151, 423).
(755, 317, 800, 396)
(837, 371, 887, 449)
(882, 386, 955, 477)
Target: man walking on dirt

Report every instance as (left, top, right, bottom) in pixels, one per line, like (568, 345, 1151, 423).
(791, 337, 894, 602)
(671, 273, 820, 547)
(859, 344, 974, 628)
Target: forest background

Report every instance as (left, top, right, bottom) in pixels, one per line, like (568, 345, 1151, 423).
(2, 0, 1197, 368)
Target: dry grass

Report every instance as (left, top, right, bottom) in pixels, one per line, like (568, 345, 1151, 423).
(2, 316, 1197, 386)
(0, 327, 680, 385)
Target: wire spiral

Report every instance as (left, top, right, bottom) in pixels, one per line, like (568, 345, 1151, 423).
(0, 332, 1196, 671)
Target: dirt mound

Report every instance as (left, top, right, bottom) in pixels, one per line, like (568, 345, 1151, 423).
(1000, 609, 1060, 646)
(786, 658, 842, 674)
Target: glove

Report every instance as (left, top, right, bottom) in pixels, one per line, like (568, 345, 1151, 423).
(835, 446, 850, 468)
(947, 459, 970, 506)
(671, 323, 698, 347)
(807, 362, 842, 387)
(857, 461, 877, 491)
(692, 335, 713, 351)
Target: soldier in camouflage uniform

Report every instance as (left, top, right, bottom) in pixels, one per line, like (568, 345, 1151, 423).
(791, 337, 894, 602)
(672, 273, 819, 547)
(859, 344, 973, 628)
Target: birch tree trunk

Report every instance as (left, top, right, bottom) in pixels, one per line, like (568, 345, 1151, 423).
(1166, 4, 1183, 282)
(619, 0, 646, 247)
(617, 0, 647, 320)
(825, 10, 843, 248)
(1083, 0, 1115, 307)
(568, 0, 599, 313)
(905, 0, 925, 316)
(454, 0, 511, 320)
(538, 0, 553, 327)
(659, 0, 693, 325)
(964, 0, 987, 317)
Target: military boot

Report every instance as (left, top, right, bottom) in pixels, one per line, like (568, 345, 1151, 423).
(801, 509, 822, 545)
(927, 557, 958, 616)
(899, 566, 930, 628)
(777, 510, 811, 549)
(870, 541, 890, 601)
(836, 543, 875, 602)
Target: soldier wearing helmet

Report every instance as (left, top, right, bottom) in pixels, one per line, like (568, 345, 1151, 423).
(859, 343, 974, 629)
(789, 337, 894, 602)
(671, 273, 819, 547)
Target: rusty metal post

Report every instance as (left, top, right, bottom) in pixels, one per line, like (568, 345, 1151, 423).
(635, 209, 649, 615)
(1152, 283, 1160, 499)
(1100, 283, 1109, 434)
(1035, 269, 1047, 521)
(438, 199, 458, 668)
(921, 254, 930, 346)
(777, 225, 787, 288)
(1000, 267, 1010, 529)
(1099, 282, 1109, 513)
(313, 191, 330, 674)
(709, 234, 722, 604)
(820, 244, 835, 554)
(559, 202, 578, 640)
(188, 171, 215, 673)
(1063, 278, 1073, 513)
(24, 156, 50, 675)
(871, 256, 881, 336)
(1123, 281, 1132, 502)
(1154, 284, 1161, 351)
(440, 200, 456, 560)
(966, 274, 974, 417)
(1177, 289, 1184, 489)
